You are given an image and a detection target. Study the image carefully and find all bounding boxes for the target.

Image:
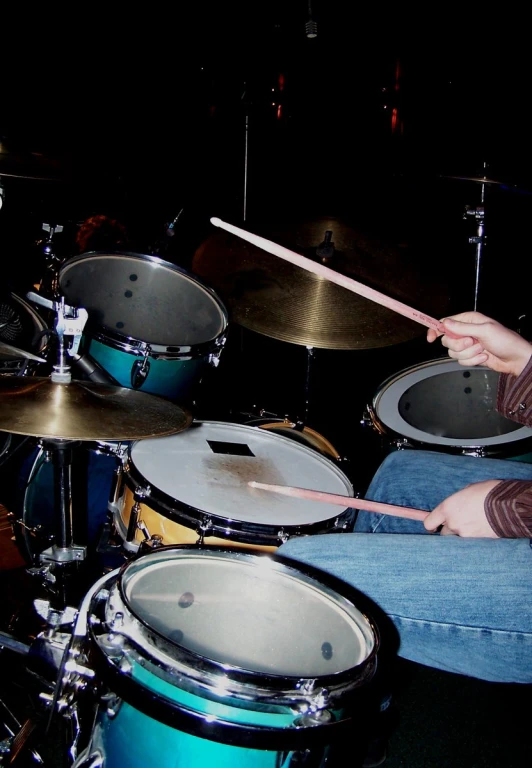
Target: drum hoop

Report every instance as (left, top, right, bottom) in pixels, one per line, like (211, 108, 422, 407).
(110, 547, 378, 693)
(372, 357, 532, 448)
(256, 421, 341, 460)
(86, 323, 228, 358)
(124, 421, 353, 542)
(89, 634, 371, 751)
(123, 459, 346, 544)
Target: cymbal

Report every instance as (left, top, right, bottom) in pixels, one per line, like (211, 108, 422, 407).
(0, 141, 65, 181)
(0, 342, 46, 363)
(192, 217, 451, 350)
(0, 376, 193, 440)
(442, 175, 511, 187)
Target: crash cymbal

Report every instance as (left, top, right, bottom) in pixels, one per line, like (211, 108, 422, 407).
(0, 141, 65, 181)
(0, 376, 193, 440)
(192, 217, 451, 350)
(0, 342, 46, 363)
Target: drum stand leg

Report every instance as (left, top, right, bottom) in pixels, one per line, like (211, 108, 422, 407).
(37, 439, 87, 611)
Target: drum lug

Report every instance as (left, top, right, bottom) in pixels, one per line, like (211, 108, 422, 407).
(126, 501, 141, 542)
(360, 406, 385, 435)
(138, 534, 164, 553)
(197, 517, 214, 541)
(130, 349, 151, 388)
(297, 684, 331, 712)
(393, 438, 412, 450)
(278, 529, 290, 544)
(101, 692, 123, 719)
(463, 448, 487, 458)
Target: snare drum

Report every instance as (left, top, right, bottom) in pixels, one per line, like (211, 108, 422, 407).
(58, 251, 228, 402)
(365, 357, 532, 458)
(111, 420, 355, 552)
(69, 546, 379, 768)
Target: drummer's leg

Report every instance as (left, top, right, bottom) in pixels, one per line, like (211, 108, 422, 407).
(354, 449, 532, 533)
(277, 451, 532, 683)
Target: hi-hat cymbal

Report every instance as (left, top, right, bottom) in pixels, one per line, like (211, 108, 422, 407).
(0, 342, 46, 363)
(0, 141, 65, 181)
(0, 377, 193, 440)
(192, 217, 451, 350)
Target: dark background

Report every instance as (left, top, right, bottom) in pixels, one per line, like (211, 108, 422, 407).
(1, 8, 532, 766)
(2, 4, 532, 473)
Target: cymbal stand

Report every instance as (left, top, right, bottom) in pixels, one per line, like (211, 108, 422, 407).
(34, 223, 64, 299)
(26, 296, 90, 611)
(303, 345, 315, 425)
(463, 169, 488, 311)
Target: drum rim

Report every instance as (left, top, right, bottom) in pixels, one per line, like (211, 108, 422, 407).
(84, 322, 228, 358)
(115, 546, 379, 685)
(371, 357, 532, 448)
(58, 250, 230, 345)
(76, 548, 378, 751)
(122, 420, 354, 544)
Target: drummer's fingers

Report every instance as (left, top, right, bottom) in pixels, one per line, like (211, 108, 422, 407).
(423, 507, 445, 532)
(426, 328, 442, 343)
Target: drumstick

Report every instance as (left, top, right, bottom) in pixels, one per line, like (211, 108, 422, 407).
(248, 481, 429, 522)
(210, 217, 461, 339)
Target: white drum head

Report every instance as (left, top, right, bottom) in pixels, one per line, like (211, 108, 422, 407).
(373, 358, 532, 449)
(120, 548, 375, 676)
(128, 421, 353, 526)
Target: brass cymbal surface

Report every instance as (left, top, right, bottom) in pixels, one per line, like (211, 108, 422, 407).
(0, 377, 193, 440)
(192, 217, 451, 350)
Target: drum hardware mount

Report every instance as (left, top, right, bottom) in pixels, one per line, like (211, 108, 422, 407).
(14, 297, 92, 604)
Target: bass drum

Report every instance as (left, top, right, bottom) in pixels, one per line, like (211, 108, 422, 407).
(0, 292, 50, 375)
(8, 441, 121, 566)
(364, 357, 532, 459)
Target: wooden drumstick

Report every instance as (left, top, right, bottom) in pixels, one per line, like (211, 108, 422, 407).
(211, 217, 461, 340)
(248, 481, 429, 522)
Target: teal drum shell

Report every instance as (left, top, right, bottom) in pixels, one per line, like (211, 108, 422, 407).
(58, 251, 229, 402)
(71, 546, 379, 768)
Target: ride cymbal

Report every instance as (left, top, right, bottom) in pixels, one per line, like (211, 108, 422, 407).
(0, 342, 46, 363)
(0, 376, 193, 440)
(192, 217, 451, 350)
(0, 141, 66, 181)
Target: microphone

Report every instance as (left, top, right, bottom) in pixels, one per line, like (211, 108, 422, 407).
(165, 207, 185, 238)
(149, 208, 185, 254)
(70, 352, 120, 385)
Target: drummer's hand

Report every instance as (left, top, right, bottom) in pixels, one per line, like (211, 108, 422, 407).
(427, 311, 532, 377)
(423, 480, 501, 537)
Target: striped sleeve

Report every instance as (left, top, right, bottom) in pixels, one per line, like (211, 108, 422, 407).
(485, 480, 532, 537)
(485, 353, 532, 536)
(497, 353, 532, 423)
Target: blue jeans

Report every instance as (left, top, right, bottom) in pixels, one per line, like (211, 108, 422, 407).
(277, 450, 532, 683)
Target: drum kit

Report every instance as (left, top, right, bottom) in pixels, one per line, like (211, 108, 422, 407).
(0, 148, 385, 766)
(1, 147, 530, 765)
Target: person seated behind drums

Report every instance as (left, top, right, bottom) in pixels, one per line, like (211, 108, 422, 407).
(76, 214, 133, 254)
(277, 311, 532, 764)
